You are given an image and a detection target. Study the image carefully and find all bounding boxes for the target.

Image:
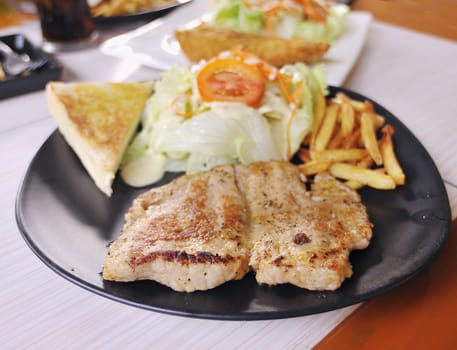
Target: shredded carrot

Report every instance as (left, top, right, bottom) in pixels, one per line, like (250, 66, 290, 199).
(263, 5, 286, 33)
(293, 81, 304, 106)
(170, 97, 197, 118)
(224, 48, 278, 80)
(175, 110, 197, 118)
(277, 72, 304, 159)
(277, 73, 294, 105)
(242, 0, 328, 31)
(285, 104, 298, 159)
(241, 0, 260, 9)
(294, 0, 328, 22)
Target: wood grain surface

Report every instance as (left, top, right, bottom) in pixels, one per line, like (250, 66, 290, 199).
(314, 216, 457, 349)
(352, 0, 457, 41)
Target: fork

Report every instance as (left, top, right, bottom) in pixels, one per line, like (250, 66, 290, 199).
(22, 57, 49, 75)
(0, 40, 32, 76)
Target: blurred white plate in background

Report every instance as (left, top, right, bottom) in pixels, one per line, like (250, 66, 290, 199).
(100, 0, 372, 85)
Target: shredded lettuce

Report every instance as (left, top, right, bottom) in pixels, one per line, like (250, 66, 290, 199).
(210, 0, 349, 43)
(120, 62, 327, 187)
(212, 0, 264, 33)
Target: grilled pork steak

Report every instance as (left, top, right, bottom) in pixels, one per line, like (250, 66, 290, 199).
(103, 165, 250, 292)
(103, 161, 372, 292)
(239, 163, 372, 290)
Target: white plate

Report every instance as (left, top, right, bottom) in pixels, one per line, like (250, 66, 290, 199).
(100, 0, 372, 85)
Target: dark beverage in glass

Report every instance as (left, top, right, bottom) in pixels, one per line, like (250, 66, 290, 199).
(34, 0, 97, 52)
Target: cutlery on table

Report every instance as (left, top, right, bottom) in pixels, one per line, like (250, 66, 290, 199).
(0, 41, 48, 77)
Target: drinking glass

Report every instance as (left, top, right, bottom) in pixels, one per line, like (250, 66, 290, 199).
(33, 0, 98, 53)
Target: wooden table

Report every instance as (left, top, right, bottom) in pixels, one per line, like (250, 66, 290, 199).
(352, 0, 457, 41)
(316, 218, 457, 349)
(0, 1, 456, 349)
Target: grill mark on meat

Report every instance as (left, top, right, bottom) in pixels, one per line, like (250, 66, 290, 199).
(272, 256, 294, 268)
(293, 233, 311, 245)
(129, 250, 235, 267)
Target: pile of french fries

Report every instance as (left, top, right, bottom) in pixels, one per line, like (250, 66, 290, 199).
(298, 91, 405, 190)
(91, 0, 174, 17)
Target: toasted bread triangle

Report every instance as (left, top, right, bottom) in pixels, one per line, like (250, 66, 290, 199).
(46, 81, 154, 196)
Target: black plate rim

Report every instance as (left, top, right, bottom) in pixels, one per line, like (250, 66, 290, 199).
(92, 0, 193, 24)
(15, 85, 452, 320)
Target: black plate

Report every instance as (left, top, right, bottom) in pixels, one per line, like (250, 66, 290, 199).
(0, 34, 62, 100)
(15, 86, 451, 320)
(93, 0, 193, 26)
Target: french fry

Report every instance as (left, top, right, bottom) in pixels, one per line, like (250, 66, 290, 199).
(298, 93, 405, 192)
(344, 157, 375, 189)
(345, 180, 365, 190)
(310, 89, 326, 149)
(327, 127, 345, 149)
(349, 99, 367, 112)
(342, 127, 361, 149)
(357, 155, 375, 169)
(340, 102, 355, 136)
(359, 112, 385, 131)
(332, 92, 349, 104)
(92, 0, 172, 16)
(360, 112, 383, 165)
(329, 163, 396, 190)
(364, 100, 374, 113)
(345, 167, 386, 190)
(299, 159, 332, 175)
(332, 93, 375, 115)
(314, 102, 338, 152)
(374, 114, 386, 129)
(380, 125, 406, 185)
(311, 148, 368, 162)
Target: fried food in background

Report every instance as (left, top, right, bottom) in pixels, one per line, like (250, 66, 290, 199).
(174, 0, 348, 66)
(175, 23, 330, 66)
(90, 0, 175, 17)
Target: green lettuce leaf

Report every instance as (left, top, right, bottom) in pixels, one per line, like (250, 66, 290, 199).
(212, 0, 264, 33)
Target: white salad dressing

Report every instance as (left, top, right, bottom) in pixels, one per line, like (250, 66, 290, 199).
(121, 152, 167, 187)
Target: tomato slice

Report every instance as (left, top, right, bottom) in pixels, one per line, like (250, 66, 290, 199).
(197, 58, 266, 108)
